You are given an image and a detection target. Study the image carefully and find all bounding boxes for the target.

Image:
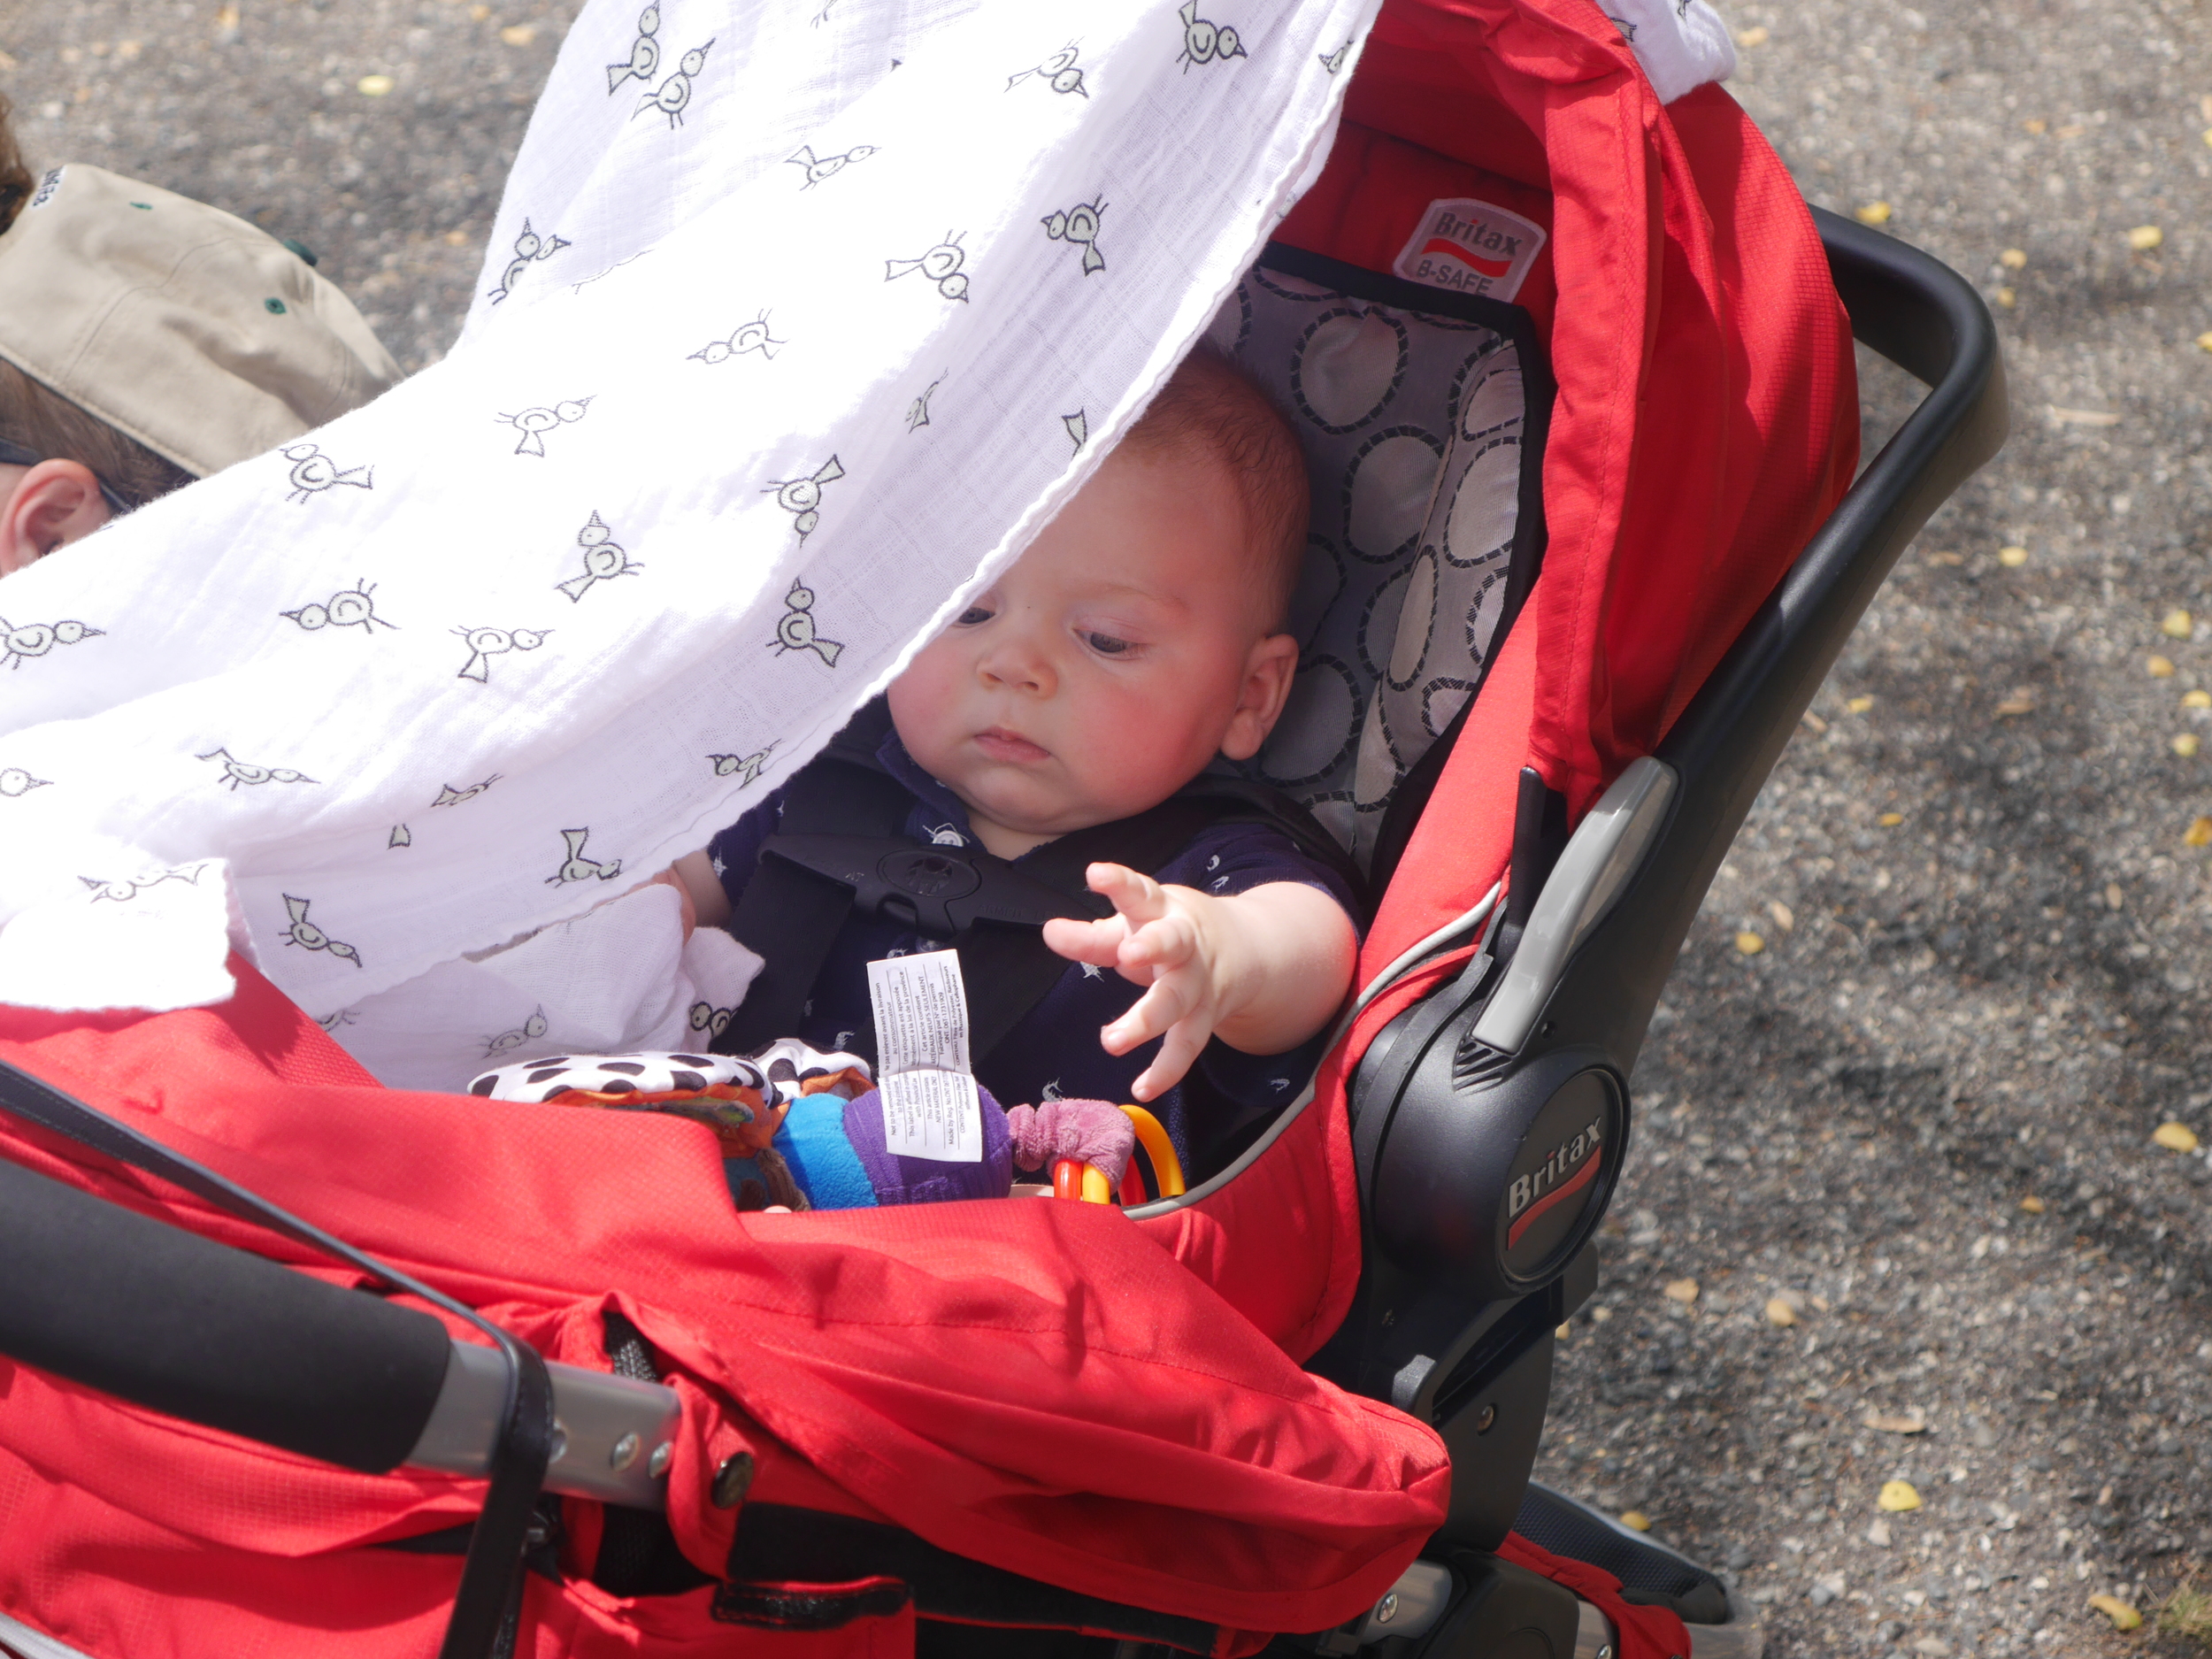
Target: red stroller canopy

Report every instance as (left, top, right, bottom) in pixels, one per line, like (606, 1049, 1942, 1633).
(0, 2, 1854, 1655)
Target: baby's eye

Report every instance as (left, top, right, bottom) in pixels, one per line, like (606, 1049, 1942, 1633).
(956, 605, 994, 626)
(1083, 630, 1134, 657)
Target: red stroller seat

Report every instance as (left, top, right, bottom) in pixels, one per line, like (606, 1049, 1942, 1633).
(0, 0, 2005, 1655)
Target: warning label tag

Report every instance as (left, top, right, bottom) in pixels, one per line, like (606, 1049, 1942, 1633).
(866, 949, 982, 1163)
(1392, 197, 1547, 304)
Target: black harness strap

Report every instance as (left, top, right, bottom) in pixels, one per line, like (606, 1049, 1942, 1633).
(717, 733, 914, 1057)
(714, 701, 1363, 1068)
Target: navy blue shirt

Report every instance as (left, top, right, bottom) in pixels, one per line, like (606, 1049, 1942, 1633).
(707, 730, 1358, 1162)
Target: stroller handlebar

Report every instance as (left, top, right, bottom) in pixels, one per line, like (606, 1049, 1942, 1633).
(0, 1154, 680, 1508)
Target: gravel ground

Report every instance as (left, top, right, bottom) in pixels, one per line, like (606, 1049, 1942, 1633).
(5, 4, 2211, 1657)
(1534, 5, 2212, 1659)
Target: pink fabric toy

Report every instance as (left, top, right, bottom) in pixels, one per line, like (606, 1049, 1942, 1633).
(1004, 1098, 1136, 1187)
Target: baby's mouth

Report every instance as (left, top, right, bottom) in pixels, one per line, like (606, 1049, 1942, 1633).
(972, 726, 1050, 764)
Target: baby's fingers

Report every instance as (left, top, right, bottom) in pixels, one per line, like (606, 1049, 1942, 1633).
(1043, 913, 1128, 966)
(1131, 1018, 1210, 1103)
(1087, 862, 1170, 926)
(1117, 909, 1199, 976)
(1101, 971, 1197, 1057)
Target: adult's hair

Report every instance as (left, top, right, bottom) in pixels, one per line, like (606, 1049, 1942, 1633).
(1122, 346, 1310, 627)
(0, 94, 198, 510)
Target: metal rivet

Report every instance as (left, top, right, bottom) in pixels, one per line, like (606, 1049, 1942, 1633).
(1475, 1403, 1497, 1433)
(1597, 1647, 1614, 1659)
(647, 1440, 672, 1479)
(609, 1432, 641, 1471)
(711, 1450, 757, 1509)
(547, 1420, 569, 1463)
(1375, 1592, 1401, 1625)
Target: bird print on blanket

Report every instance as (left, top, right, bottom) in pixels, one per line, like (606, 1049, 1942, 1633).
(690, 311, 784, 364)
(484, 1005, 550, 1057)
(2, 616, 102, 669)
(280, 581, 396, 635)
(770, 581, 843, 666)
(81, 863, 209, 904)
(709, 742, 776, 783)
(787, 144, 876, 188)
(280, 442, 374, 503)
(200, 748, 316, 791)
(638, 39, 713, 126)
(766, 456, 843, 542)
(1008, 43, 1087, 96)
(556, 512, 641, 602)
(498, 397, 594, 457)
(454, 626, 552, 684)
(906, 373, 943, 431)
(1177, 3, 1247, 68)
(606, 4, 660, 91)
(281, 895, 363, 966)
(0, 767, 50, 798)
(487, 219, 571, 303)
(433, 774, 502, 808)
(885, 234, 970, 301)
(1042, 197, 1107, 274)
(547, 827, 623, 886)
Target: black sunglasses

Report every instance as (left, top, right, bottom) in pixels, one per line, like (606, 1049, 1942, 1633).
(0, 437, 137, 517)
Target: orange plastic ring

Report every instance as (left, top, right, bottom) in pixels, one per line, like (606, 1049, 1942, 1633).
(1118, 1104, 1186, 1199)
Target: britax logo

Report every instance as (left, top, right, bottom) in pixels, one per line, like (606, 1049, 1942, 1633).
(1505, 1116, 1603, 1248)
(1393, 197, 1546, 304)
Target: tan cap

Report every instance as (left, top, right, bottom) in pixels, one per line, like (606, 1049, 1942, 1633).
(0, 162, 402, 480)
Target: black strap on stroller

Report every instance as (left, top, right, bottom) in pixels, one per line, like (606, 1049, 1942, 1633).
(714, 696, 1364, 1064)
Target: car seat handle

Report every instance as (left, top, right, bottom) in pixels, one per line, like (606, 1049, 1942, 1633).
(1470, 758, 1677, 1056)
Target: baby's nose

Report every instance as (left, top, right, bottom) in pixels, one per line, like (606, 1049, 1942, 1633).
(977, 631, 1056, 695)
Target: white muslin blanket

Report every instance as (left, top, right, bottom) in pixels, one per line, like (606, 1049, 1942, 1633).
(0, 0, 1731, 1087)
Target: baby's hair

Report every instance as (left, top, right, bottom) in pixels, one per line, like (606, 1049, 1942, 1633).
(0, 96, 196, 510)
(1119, 345, 1309, 630)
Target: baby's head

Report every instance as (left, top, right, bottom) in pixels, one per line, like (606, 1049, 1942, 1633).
(889, 348, 1309, 855)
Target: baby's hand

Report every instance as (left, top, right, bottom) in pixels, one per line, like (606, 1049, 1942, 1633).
(1041, 862, 1357, 1102)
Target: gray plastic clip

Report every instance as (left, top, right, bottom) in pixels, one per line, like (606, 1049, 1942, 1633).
(1471, 757, 1678, 1056)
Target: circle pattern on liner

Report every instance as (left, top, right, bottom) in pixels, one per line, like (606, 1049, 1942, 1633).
(1343, 426, 1445, 565)
(1259, 654, 1362, 788)
(1386, 549, 1439, 693)
(1291, 308, 1409, 434)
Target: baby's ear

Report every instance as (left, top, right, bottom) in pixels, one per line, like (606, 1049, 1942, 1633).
(1218, 632, 1300, 761)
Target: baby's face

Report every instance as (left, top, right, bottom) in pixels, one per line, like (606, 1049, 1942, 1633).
(887, 445, 1296, 857)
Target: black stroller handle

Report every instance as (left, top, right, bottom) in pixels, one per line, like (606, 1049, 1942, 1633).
(0, 1155, 454, 1473)
(0, 1155, 683, 1503)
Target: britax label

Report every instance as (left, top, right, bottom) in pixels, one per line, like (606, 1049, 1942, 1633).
(1505, 1115, 1602, 1248)
(1393, 197, 1546, 303)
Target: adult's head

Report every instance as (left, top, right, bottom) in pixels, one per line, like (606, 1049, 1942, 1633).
(0, 96, 403, 574)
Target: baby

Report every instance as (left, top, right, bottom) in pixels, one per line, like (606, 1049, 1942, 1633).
(680, 349, 1360, 1162)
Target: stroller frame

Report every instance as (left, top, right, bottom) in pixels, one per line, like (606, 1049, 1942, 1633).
(0, 201, 2003, 1659)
